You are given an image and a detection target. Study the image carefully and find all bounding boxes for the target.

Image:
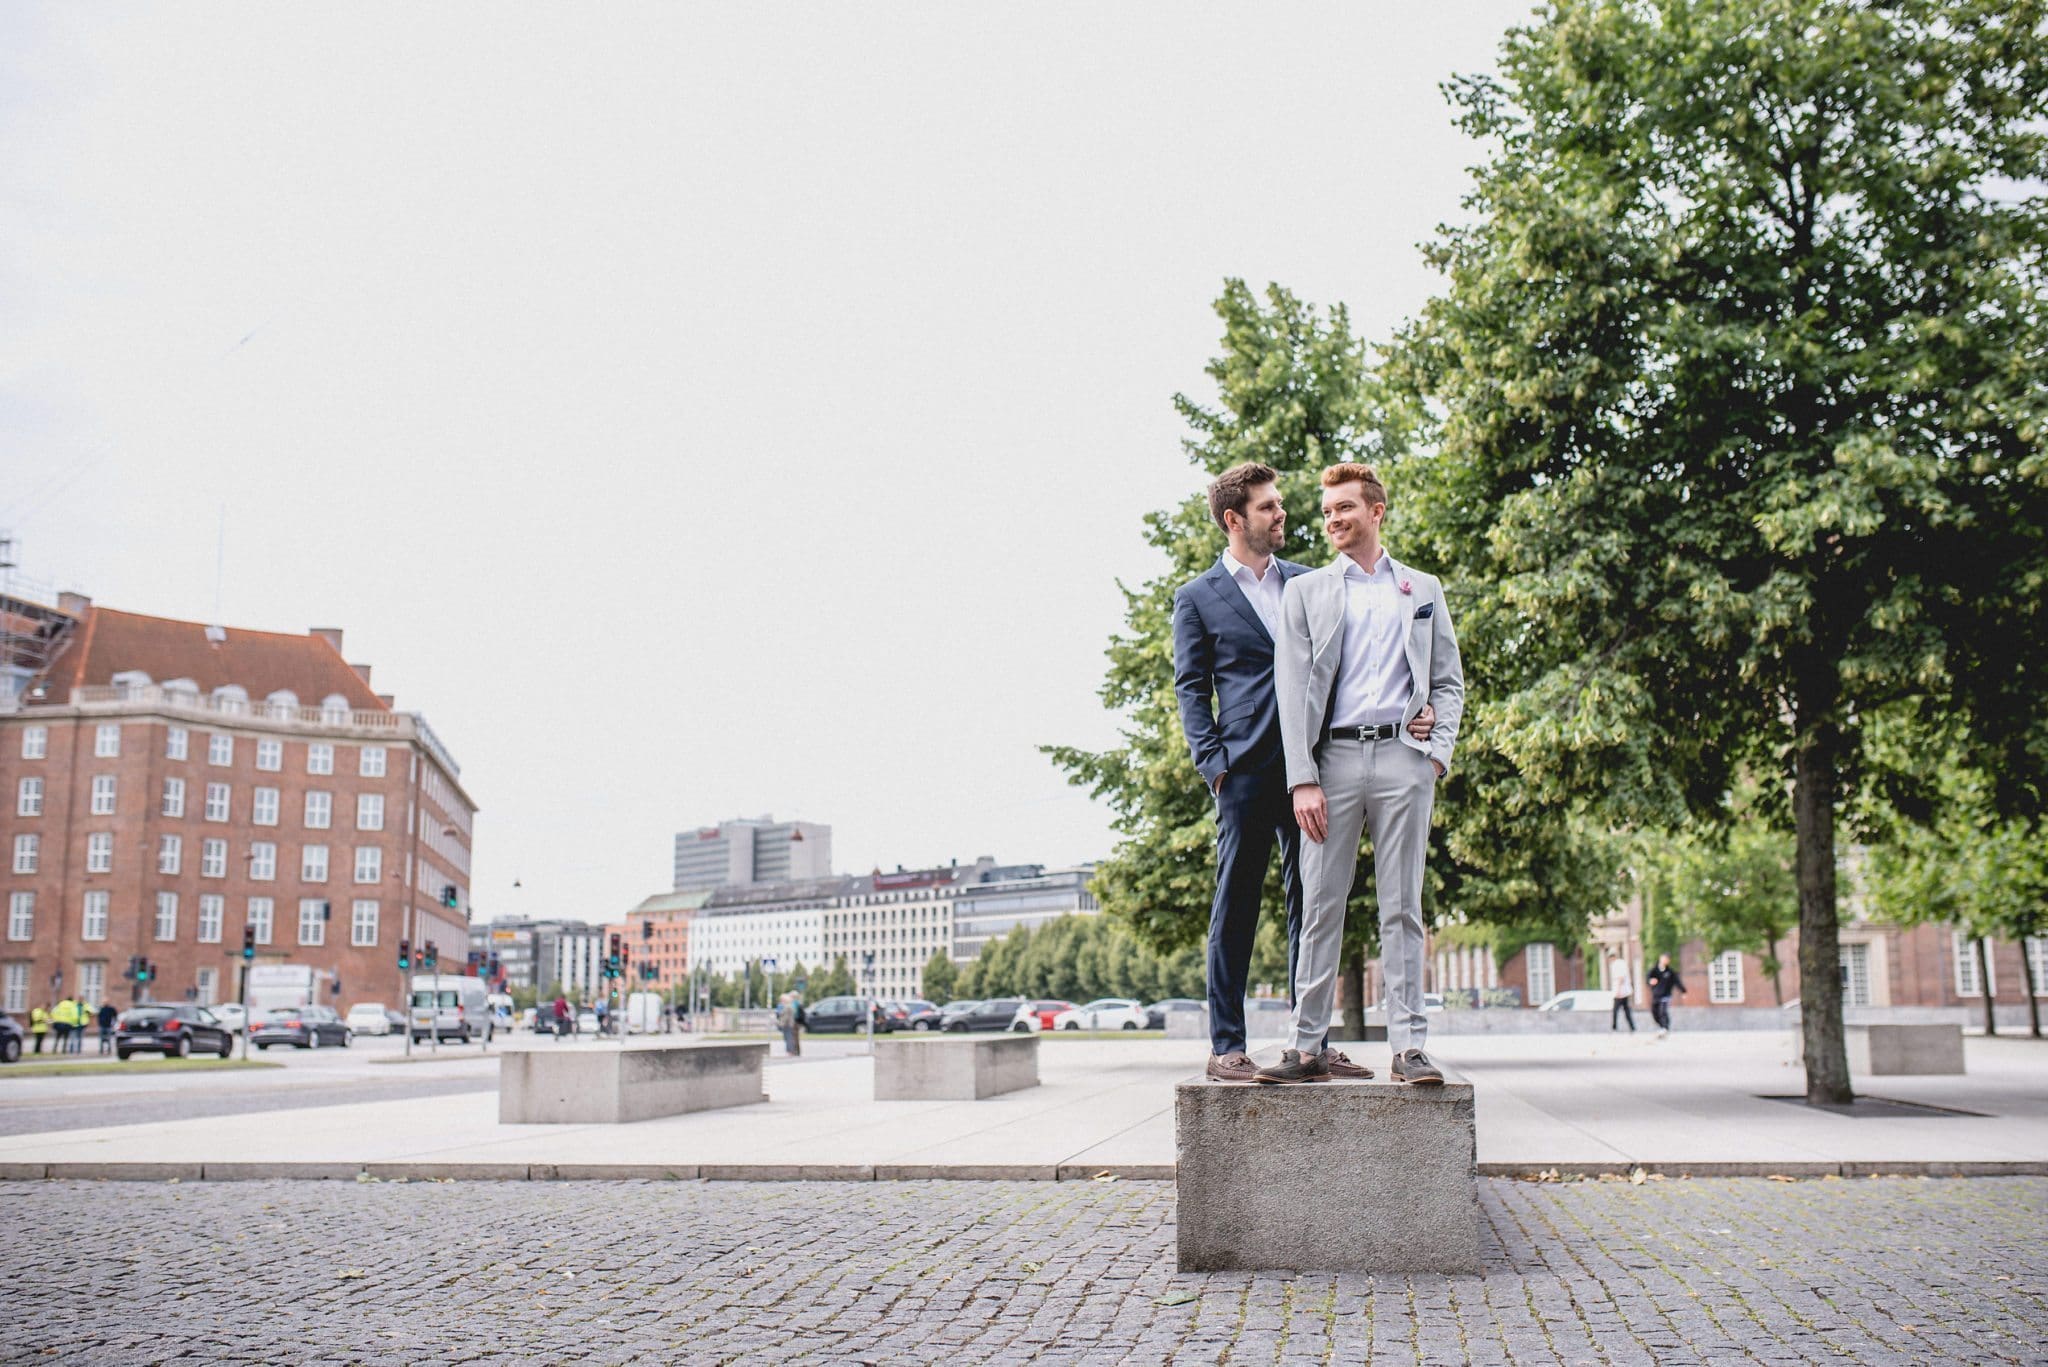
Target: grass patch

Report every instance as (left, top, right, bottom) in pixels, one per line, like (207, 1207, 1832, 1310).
(1, 1056, 283, 1078)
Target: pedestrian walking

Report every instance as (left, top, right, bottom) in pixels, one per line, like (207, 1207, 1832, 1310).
(29, 1003, 50, 1054)
(1646, 953, 1686, 1035)
(96, 1001, 118, 1055)
(1608, 954, 1637, 1032)
(65, 998, 86, 1053)
(774, 991, 803, 1057)
(551, 995, 571, 1041)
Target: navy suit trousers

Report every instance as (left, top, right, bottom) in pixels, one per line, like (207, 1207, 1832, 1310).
(1207, 764, 1308, 1055)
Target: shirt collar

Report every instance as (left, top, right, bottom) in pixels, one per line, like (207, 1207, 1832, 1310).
(1341, 549, 1392, 580)
(1221, 548, 1278, 584)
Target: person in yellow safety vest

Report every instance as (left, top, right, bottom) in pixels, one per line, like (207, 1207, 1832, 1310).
(53, 997, 78, 1054)
(29, 1003, 50, 1054)
(65, 998, 88, 1054)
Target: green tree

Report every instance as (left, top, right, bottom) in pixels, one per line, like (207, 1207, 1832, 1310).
(813, 955, 855, 1001)
(1646, 784, 1798, 1005)
(921, 950, 958, 1005)
(1391, 0, 2048, 1103)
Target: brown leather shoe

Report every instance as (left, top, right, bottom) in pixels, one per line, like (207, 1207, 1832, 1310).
(1253, 1049, 1330, 1085)
(1322, 1049, 1375, 1080)
(1391, 1048, 1444, 1086)
(1205, 1051, 1257, 1083)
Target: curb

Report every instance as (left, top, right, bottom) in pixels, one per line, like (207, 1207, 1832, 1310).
(3, 1159, 2044, 1182)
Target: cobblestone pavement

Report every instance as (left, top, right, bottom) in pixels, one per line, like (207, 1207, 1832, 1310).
(3, 1176, 2043, 1365)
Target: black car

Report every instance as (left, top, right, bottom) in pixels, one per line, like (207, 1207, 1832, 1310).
(803, 996, 895, 1033)
(0, 1014, 23, 1063)
(943, 997, 1028, 1033)
(904, 1002, 946, 1031)
(251, 1004, 352, 1050)
(116, 1004, 235, 1059)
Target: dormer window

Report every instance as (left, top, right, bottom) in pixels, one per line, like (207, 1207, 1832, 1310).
(110, 669, 152, 697)
(265, 689, 300, 719)
(320, 694, 351, 724)
(211, 684, 249, 714)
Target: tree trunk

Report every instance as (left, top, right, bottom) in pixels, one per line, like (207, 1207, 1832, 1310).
(1769, 937, 1784, 1006)
(1976, 935, 1997, 1037)
(1339, 945, 1368, 1039)
(1794, 705, 1853, 1106)
(2024, 933, 2043, 1040)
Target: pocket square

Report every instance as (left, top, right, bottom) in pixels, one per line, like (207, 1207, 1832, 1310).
(1413, 602, 1434, 620)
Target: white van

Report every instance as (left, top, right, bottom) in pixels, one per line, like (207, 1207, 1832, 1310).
(409, 974, 493, 1043)
(624, 992, 666, 1035)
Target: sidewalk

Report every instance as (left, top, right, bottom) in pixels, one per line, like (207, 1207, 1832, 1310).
(1, 1031, 2042, 1181)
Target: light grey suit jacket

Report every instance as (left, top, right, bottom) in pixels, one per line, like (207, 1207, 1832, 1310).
(1275, 552, 1466, 790)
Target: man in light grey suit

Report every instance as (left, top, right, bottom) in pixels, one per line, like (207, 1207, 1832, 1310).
(1255, 462, 1464, 1086)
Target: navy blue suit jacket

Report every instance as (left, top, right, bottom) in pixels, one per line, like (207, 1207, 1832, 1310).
(1172, 556, 1310, 789)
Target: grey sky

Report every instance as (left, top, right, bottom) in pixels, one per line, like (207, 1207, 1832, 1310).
(1, 3, 1534, 925)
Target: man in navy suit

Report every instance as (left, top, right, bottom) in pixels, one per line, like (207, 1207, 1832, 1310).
(1174, 463, 1428, 1081)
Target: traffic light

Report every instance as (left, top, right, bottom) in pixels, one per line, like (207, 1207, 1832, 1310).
(398, 938, 412, 971)
(641, 919, 653, 941)
(441, 885, 459, 908)
(424, 940, 439, 971)
(242, 926, 257, 961)
(607, 933, 622, 980)
(487, 952, 501, 981)
(135, 958, 153, 984)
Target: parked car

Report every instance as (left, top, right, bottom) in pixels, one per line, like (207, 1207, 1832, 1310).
(345, 1003, 393, 1036)
(385, 1008, 408, 1032)
(878, 1000, 913, 1031)
(1425, 992, 1446, 1013)
(0, 1014, 25, 1063)
(577, 1009, 600, 1034)
(804, 996, 894, 1033)
(208, 1002, 249, 1035)
(118, 1003, 235, 1059)
(1022, 1000, 1074, 1032)
(251, 1004, 352, 1050)
(905, 1002, 946, 1031)
(1145, 998, 1205, 1030)
(944, 998, 1030, 1033)
(936, 1000, 982, 1027)
(1537, 990, 1614, 1013)
(1054, 998, 1147, 1032)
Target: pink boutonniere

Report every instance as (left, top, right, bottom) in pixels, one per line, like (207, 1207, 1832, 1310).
(1399, 579, 1413, 595)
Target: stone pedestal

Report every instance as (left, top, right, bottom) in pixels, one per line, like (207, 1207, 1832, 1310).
(1850, 1023, 1965, 1075)
(874, 1034, 1039, 1100)
(1175, 1070, 1482, 1274)
(499, 1042, 768, 1124)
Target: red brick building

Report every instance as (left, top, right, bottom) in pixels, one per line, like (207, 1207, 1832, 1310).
(0, 593, 476, 1020)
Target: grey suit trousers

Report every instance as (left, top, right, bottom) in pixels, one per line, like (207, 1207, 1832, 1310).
(1291, 735, 1436, 1056)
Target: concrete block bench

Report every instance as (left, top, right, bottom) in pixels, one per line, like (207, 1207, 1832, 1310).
(500, 1041, 769, 1124)
(1849, 1023, 1964, 1075)
(874, 1034, 1039, 1101)
(1175, 1067, 1481, 1274)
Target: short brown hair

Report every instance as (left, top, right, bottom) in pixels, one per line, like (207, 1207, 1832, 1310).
(1207, 462, 1279, 532)
(1320, 461, 1388, 508)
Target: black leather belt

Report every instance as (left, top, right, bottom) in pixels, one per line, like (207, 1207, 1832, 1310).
(1328, 723, 1400, 741)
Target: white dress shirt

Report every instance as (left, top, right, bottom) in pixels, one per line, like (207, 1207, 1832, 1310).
(1329, 549, 1414, 729)
(1222, 548, 1284, 641)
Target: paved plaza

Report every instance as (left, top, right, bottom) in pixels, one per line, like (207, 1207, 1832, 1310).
(3, 1175, 2044, 1365)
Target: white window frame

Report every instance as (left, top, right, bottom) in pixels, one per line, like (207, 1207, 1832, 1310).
(82, 891, 109, 941)
(201, 838, 228, 879)
(6, 892, 32, 941)
(86, 832, 113, 873)
(248, 897, 274, 946)
(194, 965, 217, 1006)
(2030, 937, 2048, 999)
(356, 793, 384, 831)
(351, 899, 379, 947)
(166, 726, 189, 761)
(307, 743, 334, 776)
(20, 725, 47, 759)
(249, 841, 277, 882)
(198, 894, 225, 944)
(1954, 932, 1995, 998)
(359, 746, 386, 777)
(95, 722, 121, 757)
(161, 777, 186, 818)
(304, 790, 332, 829)
(77, 960, 105, 1004)
(17, 776, 44, 816)
(255, 738, 282, 772)
(1525, 942, 1556, 1005)
(3, 963, 26, 1012)
(1709, 950, 1744, 1003)
(90, 774, 117, 815)
(298, 898, 326, 946)
(353, 846, 382, 885)
(11, 833, 36, 875)
(253, 787, 279, 826)
(208, 733, 233, 767)
(205, 782, 231, 822)
(302, 845, 329, 882)
(155, 891, 179, 941)
(158, 833, 182, 875)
